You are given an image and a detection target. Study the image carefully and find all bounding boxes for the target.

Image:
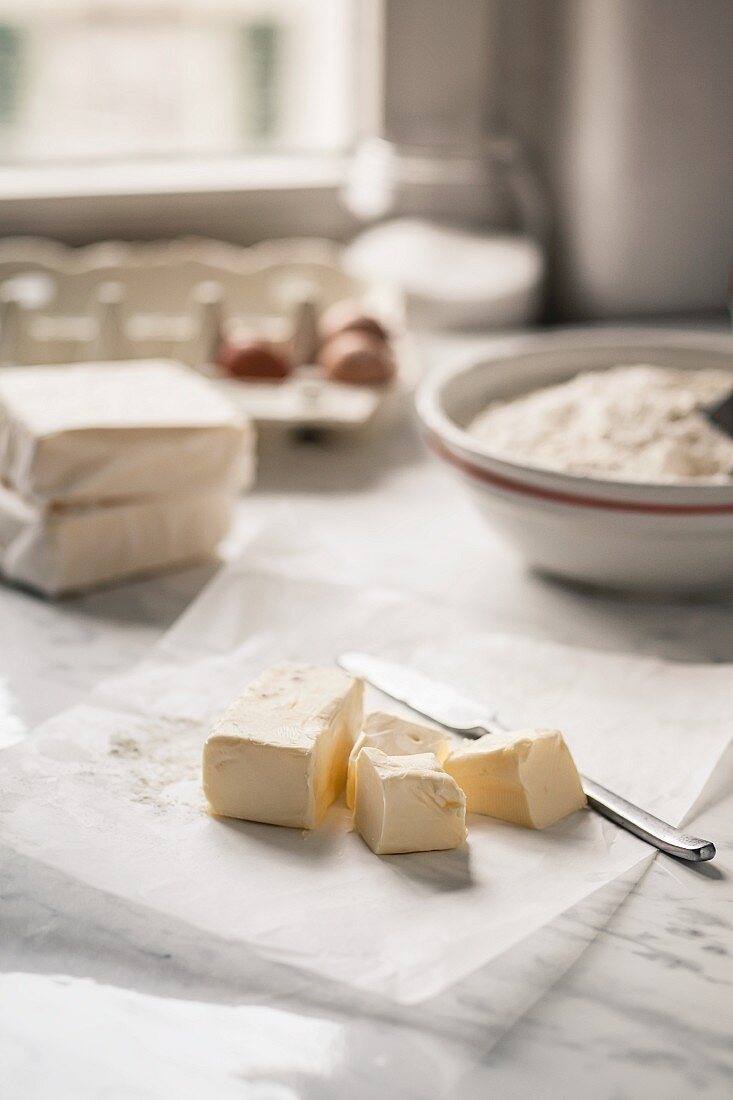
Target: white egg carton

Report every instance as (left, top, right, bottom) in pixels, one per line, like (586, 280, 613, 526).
(0, 236, 407, 432)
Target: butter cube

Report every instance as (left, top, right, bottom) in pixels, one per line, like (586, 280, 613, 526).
(445, 728, 586, 829)
(354, 748, 467, 855)
(202, 664, 363, 828)
(346, 711, 452, 808)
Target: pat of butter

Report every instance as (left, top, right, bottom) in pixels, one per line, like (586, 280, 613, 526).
(346, 711, 451, 808)
(202, 664, 363, 828)
(354, 748, 467, 855)
(445, 728, 586, 829)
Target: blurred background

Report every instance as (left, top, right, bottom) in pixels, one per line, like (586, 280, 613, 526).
(0, 0, 730, 324)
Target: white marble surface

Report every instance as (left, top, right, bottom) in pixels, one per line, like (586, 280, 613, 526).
(1, 333, 732, 1098)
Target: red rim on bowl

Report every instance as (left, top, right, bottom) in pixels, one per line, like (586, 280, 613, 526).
(426, 432, 733, 516)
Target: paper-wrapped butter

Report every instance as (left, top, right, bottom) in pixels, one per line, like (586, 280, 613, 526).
(0, 359, 254, 505)
(0, 484, 234, 596)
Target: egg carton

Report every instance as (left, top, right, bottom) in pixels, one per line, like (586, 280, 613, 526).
(0, 236, 407, 431)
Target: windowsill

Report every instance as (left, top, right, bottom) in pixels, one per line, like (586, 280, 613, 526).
(0, 153, 348, 202)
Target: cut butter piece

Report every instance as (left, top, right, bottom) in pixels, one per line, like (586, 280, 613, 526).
(445, 728, 586, 829)
(202, 663, 363, 829)
(354, 748, 467, 855)
(346, 711, 451, 808)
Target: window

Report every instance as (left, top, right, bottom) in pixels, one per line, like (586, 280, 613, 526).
(0, 0, 491, 245)
(0, 0, 354, 165)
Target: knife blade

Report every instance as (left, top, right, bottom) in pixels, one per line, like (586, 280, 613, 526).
(338, 651, 716, 863)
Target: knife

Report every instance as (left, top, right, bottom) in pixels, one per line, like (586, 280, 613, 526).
(338, 651, 716, 862)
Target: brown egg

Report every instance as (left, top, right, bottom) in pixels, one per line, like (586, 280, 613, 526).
(319, 300, 390, 345)
(218, 339, 292, 381)
(318, 331, 396, 387)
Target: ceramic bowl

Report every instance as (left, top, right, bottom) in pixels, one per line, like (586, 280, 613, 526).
(417, 328, 733, 592)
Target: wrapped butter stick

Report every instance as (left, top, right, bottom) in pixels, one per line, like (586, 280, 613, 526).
(0, 484, 234, 597)
(0, 359, 253, 505)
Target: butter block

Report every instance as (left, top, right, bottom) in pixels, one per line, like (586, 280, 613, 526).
(0, 482, 233, 596)
(445, 728, 586, 829)
(354, 748, 467, 855)
(346, 711, 451, 808)
(0, 360, 254, 504)
(203, 664, 363, 828)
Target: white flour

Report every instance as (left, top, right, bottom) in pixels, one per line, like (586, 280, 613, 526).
(469, 364, 733, 483)
(106, 717, 206, 813)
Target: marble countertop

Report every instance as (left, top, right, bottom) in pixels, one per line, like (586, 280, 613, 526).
(2, 333, 732, 1099)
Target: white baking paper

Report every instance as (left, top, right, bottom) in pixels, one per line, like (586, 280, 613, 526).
(1, 536, 730, 1008)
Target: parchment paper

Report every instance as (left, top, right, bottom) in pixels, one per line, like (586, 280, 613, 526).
(0, 677, 24, 749)
(1, 533, 730, 1008)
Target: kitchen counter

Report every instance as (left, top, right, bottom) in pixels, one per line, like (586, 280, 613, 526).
(2, 335, 732, 1099)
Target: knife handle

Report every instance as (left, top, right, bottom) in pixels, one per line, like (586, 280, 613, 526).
(581, 776, 716, 862)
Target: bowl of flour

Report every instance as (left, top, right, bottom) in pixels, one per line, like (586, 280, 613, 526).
(417, 328, 733, 591)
